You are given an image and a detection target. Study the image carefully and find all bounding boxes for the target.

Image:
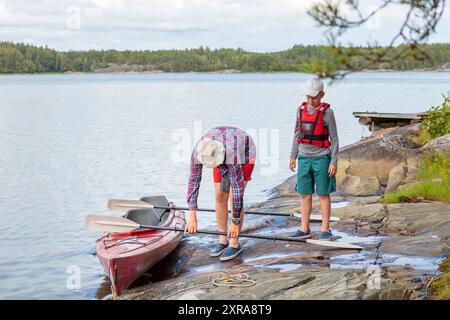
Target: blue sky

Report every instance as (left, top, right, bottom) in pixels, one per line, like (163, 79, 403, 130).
(0, 0, 449, 51)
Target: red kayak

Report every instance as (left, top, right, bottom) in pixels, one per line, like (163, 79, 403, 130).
(96, 196, 185, 297)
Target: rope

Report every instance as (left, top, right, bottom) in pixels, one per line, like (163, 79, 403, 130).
(212, 272, 256, 288)
(163, 271, 256, 300)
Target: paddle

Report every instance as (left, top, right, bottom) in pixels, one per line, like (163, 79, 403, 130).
(85, 214, 362, 250)
(107, 199, 340, 222)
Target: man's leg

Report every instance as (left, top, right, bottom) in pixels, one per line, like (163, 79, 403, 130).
(318, 194, 331, 231)
(300, 194, 312, 233)
(214, 183, 229, 245)
(228, 181, 248, 248)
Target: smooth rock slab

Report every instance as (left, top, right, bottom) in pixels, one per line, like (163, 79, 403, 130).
(333, 201, 450, 256)
(117, 197, 448, 300)
(119, 264, 423, 300)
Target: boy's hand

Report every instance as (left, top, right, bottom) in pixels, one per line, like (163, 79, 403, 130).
(185, 210, 198, 234)
(289, 159, 297, 172)
(328, 164, 337, 177)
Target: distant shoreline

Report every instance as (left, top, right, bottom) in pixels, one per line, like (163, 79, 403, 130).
(1, 68, 450, 76)
(3, 42, 450, 76)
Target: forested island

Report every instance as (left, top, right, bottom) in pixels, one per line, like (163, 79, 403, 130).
(0, 41, 449, 74)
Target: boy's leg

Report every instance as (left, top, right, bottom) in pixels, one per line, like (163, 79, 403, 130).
(296, 156, 314, 233)
(313, 155, 336, 232)
(318, 194, 331, 231)
(214, 183, 229, 245)
(229, 181, 248, 248)
(300, 194, 313, 233)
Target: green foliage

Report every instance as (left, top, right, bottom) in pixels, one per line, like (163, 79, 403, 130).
(411, 128, 432, 146)
(382, 152, 450, 203)
(381, 181, 450, 203)
(1, 41, 450, 74)
(422, 94, 450, 138)
(418, 152, 450, 183)
(429, 257, 450, 300)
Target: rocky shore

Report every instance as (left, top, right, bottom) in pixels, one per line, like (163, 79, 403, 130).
(91, 63, 164, 74)
(69, 64, 450, 75)
(118, 124, 449, 300)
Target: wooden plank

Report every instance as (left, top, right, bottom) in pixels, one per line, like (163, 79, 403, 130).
(352, 112, 426, 120)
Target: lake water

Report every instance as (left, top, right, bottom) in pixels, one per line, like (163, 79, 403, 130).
(0, 72, 449, 299)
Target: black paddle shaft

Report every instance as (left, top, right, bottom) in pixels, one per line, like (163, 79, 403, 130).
(139, 224, 308, 243)
(151, 204, 294, 217)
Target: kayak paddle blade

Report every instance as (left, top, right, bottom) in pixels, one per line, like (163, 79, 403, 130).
(85, 214, 141, 233)
(309, 214, 340, 222)
(108, 199, 153, 211)
(290, 213, 340, 222)
(305, 239, 363, 250)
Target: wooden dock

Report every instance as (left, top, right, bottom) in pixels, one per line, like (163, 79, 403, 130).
(353, 111, 427, 131)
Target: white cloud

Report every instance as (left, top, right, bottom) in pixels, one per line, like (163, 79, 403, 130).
(0, 0, 448, 51)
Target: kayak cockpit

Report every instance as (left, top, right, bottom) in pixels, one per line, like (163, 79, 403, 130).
(125, 208, 168, 226)
(124, 195, 172, 226)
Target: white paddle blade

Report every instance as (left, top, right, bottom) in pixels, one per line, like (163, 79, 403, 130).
(108, 199, 153, 211)
(85, 214, 140, 233)
(306, 239, 363, 250)
(310, 214, 340, 222)
(293, 214, 340, 222)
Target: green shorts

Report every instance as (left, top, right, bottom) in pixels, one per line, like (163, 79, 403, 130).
(295, 154, 336, 195)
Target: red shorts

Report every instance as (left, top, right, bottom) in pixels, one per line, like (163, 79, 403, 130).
(213, 164, 255, 183)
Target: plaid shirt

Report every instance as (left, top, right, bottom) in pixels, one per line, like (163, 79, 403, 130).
(187, 126, 256, 218)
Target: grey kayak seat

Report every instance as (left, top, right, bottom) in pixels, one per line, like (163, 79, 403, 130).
(140, 195, 171, 221)
(125, 208, 162, 227)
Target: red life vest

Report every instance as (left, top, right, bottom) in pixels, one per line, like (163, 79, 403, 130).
(297, 102, 331, 148)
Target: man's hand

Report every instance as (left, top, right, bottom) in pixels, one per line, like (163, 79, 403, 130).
(185, 210, 198, 234)
(228, 223, 240, 239)
(328, 164, 337, 177)
(289, 159, 297, 172)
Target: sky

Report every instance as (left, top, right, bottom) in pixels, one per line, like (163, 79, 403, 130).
(0, 0, 449, 52)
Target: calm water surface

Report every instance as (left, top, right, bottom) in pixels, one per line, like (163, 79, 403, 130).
(0, 72, 449, 299)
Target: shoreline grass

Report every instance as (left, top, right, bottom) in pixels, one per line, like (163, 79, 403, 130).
(429, 257, 450, 300)
(382, 152, 450, 203)
(411, 128, 433, 146)
(382, 181, 450, 203)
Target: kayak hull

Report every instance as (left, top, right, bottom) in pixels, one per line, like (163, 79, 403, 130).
(96, 208, 185, 297)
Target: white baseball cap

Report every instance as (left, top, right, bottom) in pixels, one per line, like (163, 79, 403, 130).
(195, 138, 225, 168)
(304, 78, 324, 97)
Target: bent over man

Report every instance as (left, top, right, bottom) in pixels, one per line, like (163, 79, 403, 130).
(186, 126, 256, 261)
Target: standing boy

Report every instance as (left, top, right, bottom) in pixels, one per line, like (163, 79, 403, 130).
(289, 78, 339, 240)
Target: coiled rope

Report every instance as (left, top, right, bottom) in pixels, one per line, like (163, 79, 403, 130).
(164, 271, 256, 300)
(212, 272, 256, 287)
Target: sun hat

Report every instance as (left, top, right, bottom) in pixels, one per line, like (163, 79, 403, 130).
(304, 78, 324, 97)
(195, 138, 225, 168)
